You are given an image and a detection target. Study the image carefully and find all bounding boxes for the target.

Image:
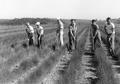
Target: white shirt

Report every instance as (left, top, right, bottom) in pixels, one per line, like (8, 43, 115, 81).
(38, 26, 44, 35)
(105, 22, 115, 34)
(28, 25, 34, 33)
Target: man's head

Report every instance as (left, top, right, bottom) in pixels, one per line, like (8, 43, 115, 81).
(36, 22, 40, 27)
(71, 19, 75, 23)
(106, 17, 111, 24)
(57, 18, 61, 23)
(26, 22, 30, 27)
(92, 19, 97, 24)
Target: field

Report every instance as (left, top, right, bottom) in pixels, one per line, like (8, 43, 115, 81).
(0, 18, 120, 84)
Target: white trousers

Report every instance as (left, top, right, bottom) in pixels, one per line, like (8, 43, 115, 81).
(108, 33, 115, 51)
(59, 31, 64, 46)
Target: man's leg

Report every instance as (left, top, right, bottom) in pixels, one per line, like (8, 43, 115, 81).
(69, 37, 72, 51)
(75, 36, 77, 49)
(107, 34, 111, 49)
(60, 34, 64, 46)
(37, 35, 40, 48)
(33, 34, 36, 46)
(40, 35, 44, 48)
(97, 31, 103, 47)
(29, 34, 33, 45)
(71, 36, 75, 50)
(93, 36, 97, 51)
(58, 34, 61, 47)
(111, 34, 115, 52)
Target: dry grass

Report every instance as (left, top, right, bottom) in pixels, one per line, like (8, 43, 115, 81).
(0, 19, 119, 84)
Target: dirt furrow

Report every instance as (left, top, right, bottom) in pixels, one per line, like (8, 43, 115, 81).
(0, 30, 68, 84)
(0, 25, 86, 84)
(15, 47, 67, 84)
(75, 28, 98, 84)
(99, 41, 119, 84)
(40, 28, 88, 84)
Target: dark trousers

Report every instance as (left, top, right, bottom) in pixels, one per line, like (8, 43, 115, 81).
(92, 34, 100, 51)
(28, 33, 34, 46)
(68, 35, 76, 51)
(92, 35, 97, 50)
(107, 34, 112, 49)
(74, 36, 77, 49)
(69, 37, 72, 51)
(38, 35, 44, 48)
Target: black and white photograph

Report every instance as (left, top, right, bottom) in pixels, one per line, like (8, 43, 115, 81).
(0, 0, 120, 84)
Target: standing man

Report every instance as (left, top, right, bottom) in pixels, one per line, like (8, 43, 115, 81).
(68, 19, 77, 52)
(57, 19, 64, 46)
(36, 22, 44, 48)
(71, 19, 77, 49)
(104, 17, 115, 52)
(91, 19, 102, 51)
(68, 22, 74, 52)
(25, 22, 35, 45)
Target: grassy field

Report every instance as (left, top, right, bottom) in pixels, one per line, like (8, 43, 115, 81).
(0, 18, 120, 84)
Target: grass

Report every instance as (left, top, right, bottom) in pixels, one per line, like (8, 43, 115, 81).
(0, 19, 119, 84)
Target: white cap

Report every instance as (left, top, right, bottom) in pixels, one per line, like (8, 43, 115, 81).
(36, 22, 40, 25)
(57, 18, 60, 20)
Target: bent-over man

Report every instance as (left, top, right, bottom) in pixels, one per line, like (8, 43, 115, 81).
(25, 22, 35, 45)
(36, 22, 44, 48)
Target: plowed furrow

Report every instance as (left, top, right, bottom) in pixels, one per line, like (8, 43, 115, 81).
(100, 41, 120, 84)
(41, 28, 87, 84)
(75, 29, 98, 84)
(0, 25, 86, 84)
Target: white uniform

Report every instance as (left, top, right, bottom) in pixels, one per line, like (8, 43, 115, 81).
(59, 20, 64, 46)
(105, 22, 115, 51)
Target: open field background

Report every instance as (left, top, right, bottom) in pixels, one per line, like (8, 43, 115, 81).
(0, 18, 120, 84)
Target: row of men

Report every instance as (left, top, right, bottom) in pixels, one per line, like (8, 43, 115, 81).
(25, 19, 77, 51)
(25, 17, 115, 53)
(91, 17, 115, 53)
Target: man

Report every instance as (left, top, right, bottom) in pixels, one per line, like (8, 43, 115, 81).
(91, 19, 102, 51)
(68, 19, 77, 52)
(25, 22, 34, 45)
(71, 19, 77, 49)
(68, 23, 74, 52)
(104, 17, 115, 52)
(57, 19, 64, 46)
(36, 22, 44, 48)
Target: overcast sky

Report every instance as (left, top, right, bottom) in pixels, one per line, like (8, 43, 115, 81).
(0, 0, 120, 19)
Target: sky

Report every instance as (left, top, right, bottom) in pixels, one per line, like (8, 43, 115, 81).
(0, 0, 120, 19)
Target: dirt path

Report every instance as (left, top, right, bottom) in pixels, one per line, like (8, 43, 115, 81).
(95, 40, 119, 84)
(40, 28, 88, 84)
(0, 25, 86, 84)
